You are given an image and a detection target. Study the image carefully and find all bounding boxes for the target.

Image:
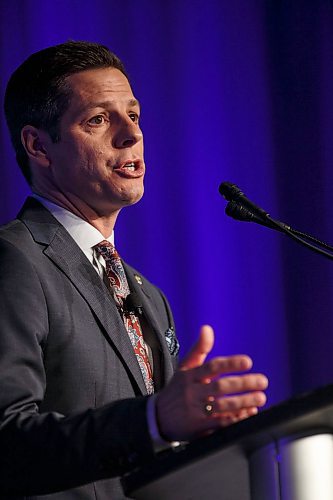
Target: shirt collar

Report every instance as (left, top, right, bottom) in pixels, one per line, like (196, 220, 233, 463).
(32, 194, 114, 258)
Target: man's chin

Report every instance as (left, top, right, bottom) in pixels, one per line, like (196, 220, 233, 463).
(119, 186, 144, 207)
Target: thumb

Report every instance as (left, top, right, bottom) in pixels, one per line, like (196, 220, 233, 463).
(179, 324, 215, 370)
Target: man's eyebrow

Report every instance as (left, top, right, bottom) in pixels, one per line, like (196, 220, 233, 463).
(129, 98, 140, 108)
(81, 99, 141, 112)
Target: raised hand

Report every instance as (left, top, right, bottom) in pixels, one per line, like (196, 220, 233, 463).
(155, 325, 268, 441)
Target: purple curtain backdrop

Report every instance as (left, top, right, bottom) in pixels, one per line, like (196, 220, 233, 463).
(1, 0, 333, 407)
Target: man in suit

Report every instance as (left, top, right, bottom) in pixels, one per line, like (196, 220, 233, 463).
(0, 41, 268, 499)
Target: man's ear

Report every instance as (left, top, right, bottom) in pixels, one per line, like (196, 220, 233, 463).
(21, 126, 50, 167)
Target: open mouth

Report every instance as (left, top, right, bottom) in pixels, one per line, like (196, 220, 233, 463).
(113, 159, 144, 177)
(121, 161, 136, 171)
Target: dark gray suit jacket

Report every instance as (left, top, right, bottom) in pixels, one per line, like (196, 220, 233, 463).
(0, 198, 178, 499)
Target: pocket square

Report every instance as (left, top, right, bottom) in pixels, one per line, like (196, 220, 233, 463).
(164, 327, 180, 356)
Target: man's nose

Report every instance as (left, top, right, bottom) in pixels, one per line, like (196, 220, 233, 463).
(113, 120, 143, 148)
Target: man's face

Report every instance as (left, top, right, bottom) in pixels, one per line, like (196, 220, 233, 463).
(41, 67, 144, 215)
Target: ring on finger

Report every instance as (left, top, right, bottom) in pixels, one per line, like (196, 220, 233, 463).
(204, 402, 214, 416)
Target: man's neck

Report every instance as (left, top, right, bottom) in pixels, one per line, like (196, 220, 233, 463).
(32, 190, 119, 238)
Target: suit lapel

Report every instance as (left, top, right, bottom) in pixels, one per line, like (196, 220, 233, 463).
(19, 198, 148, 395)
(124, 264, 175, 384)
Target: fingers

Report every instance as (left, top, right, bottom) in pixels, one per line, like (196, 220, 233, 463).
(185, 405, 262, 435)
(207, 391, 267, 415)
(179, 325, 215, 370)
(198, 373, 267, 419)
(191, 355, 253, 383)
(200, 373, 269, 398)
(216, 407, 259, 427)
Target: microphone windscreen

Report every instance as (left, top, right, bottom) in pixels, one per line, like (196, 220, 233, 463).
(219, 182, 244, 201)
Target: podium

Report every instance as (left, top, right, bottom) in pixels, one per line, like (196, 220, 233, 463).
(122, 384, 333, 500)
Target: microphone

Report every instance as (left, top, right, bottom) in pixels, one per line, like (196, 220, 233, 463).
(226, 200, 291, 232)
(219, 182, 270, 220)
(124, 291, 143, 315)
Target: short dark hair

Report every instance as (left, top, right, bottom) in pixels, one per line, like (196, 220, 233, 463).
(4, 40, 128, 184)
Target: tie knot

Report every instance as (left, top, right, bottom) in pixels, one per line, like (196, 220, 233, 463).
(95, 240, 120, 260)
(95, 240, 129, 300)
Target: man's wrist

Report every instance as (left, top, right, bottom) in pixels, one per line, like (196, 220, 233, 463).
(146, 395, 180, 453)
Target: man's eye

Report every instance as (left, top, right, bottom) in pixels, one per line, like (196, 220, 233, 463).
(129, 113, 139, 123)
(88, 115, 105, 125)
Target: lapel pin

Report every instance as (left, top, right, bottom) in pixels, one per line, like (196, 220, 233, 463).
(134, 274, 143, 285)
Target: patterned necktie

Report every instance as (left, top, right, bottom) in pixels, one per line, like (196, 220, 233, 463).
(95, 240, 154, 395)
